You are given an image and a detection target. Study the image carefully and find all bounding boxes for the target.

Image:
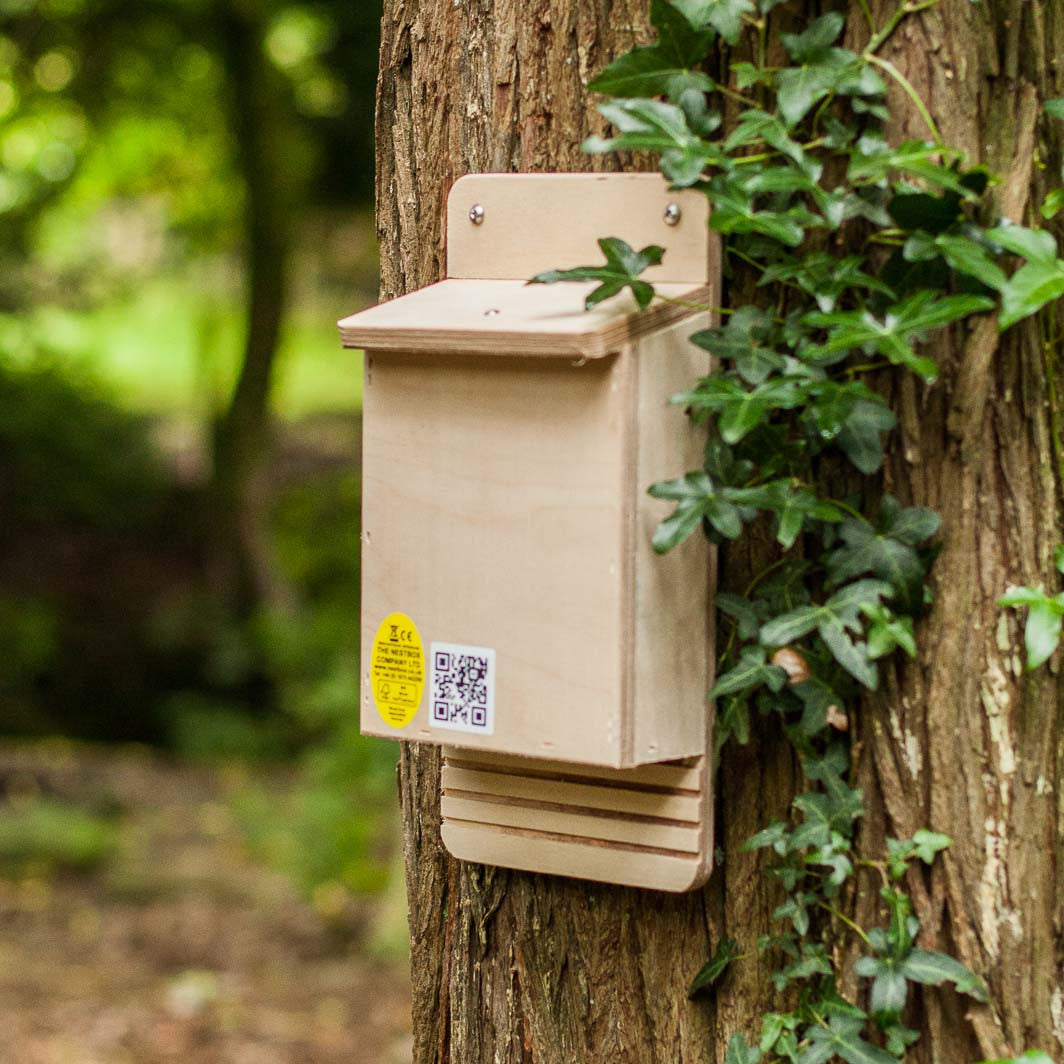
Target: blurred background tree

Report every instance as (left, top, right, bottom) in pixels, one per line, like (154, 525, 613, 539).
(0, 0, 399, 923)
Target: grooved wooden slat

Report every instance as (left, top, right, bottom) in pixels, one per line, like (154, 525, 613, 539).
(441, 820, 704, 892)
(441, 765, 701, 822)
(440, 795, 702, 853)
(441, 746, 700, 791)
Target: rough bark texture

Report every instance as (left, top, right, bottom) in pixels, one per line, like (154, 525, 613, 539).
(374, 2, 1064, 1061)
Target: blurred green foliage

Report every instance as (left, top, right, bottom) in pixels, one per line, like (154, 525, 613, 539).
(0, 795, 117, 873)
(0, 357, 164, 528)
(0, 0, 392, 908)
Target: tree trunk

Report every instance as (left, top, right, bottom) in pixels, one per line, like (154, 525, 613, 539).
(210, 0, 296, 617)
(374, 2, 1064, 1061)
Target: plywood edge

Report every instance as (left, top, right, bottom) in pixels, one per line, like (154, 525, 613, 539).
(337, 282, 713, 358)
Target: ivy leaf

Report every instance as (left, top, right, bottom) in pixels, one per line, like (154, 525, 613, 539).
(999, 258, 1064, 331)
(589, 46, 714, 99)
(935, 233, 1008, 292)
(528, 237, 662, 309)
(584, 98, 714, 186)
(760, 253, 894, 313)
(648, 470, 744, 551)
(1042, 188, 1064, 220)
(728, 479, 843, 548)
(688, 935, 739, 998)
(804, 1016, 897, 1064)
(826, 498, 940, 608)
(744, 820, 789, 853)
(863, 603, 916, 659)
(723, 1033, 763, 1064)
(711, 646, 788, 699)
(855, 954, 908, 1023)
(1022, 598, 1064, 669)
(590, 0, 715, 99)
(1047, 97, 1064, 121)
(716, 591, 765, 640)
(805, 292, 994, 382)
(794, 678, 844, 736)
(761, 580, 892, 687)
(986, 224, 1058, 263)
(775, 50, 884, 129)
(709, 174, 818, 246)
(900, 949, 989, 1002)
(781, 12, 844, 63)
(911, 828, 951, 863)
(674, 375, 804, 443)
(848, 138, 970, 194)
(1000, 585, 1064, 669)
(676, 0, 756, 45)
(689, 306, 782, 383)
(819, 621, 877, 688)
(836, 398, 896, 474)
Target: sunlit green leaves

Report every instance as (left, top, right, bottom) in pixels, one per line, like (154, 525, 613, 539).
(567, 6, 1045, 1054)
(999, 576, 1064, 669)
(589, 0, 715, 99)
(982, 223, 1064, 329)
(781, 13, 845, 63)
(886, 829, 951, 878)
(848, 137, 968, 193)
(899, 949, 988, 1002)
(584, 98, 715, 185)
(528, 236, 662, 309)
(674, 373, 805, 442)
(799, 1015, 897, 1064)
(675, 0, 756, 46)
(805, 292, 995, 381)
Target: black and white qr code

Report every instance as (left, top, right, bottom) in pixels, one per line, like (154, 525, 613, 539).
(429, 642, 496, 736)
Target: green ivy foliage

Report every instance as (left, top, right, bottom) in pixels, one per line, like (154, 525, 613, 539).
(535, 1, 1061, 1060)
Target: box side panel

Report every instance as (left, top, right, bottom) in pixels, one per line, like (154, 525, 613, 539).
(629, 315, 714, 764)
(360, 350, 627, 767)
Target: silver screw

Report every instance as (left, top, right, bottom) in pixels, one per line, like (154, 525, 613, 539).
(469, 203, 485, 225)
(663, 202, 682, 226)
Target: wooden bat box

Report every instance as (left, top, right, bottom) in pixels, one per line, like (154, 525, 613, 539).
(339, 173, 718, 891)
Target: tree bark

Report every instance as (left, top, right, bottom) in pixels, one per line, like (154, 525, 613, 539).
(374, 2, 1064, 1061)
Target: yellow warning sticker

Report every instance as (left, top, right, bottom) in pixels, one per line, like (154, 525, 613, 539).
(370, 612, 425, 728)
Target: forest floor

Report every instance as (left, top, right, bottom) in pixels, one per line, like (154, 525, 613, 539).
(0, 741, 412, 1064)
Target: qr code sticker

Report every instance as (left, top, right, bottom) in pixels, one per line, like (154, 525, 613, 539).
(429, 642, 496, 736)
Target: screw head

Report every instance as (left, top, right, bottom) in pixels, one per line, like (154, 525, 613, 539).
(663, 202, 682, 226)
(469, 203, 485, 225)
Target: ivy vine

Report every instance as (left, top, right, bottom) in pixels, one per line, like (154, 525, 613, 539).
(533, 1, 1062, 1061)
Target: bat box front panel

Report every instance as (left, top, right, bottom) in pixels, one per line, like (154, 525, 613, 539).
(360, 349, 630, 766)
